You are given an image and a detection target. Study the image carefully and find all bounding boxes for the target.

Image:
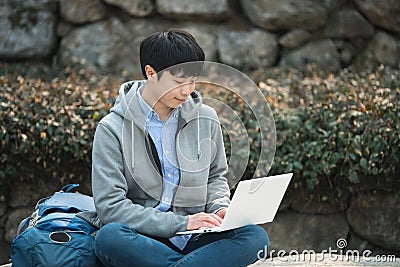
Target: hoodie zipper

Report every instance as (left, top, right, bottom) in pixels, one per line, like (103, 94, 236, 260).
(171, 122, 189, 211)
(145, 133, 165, 208)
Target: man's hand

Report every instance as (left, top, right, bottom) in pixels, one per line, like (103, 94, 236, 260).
(187, 212, 223, 230)
(215, 208, 227, 219)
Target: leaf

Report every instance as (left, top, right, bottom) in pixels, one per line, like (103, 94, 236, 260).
(360, 158, 368, 169)
(293, 161, 303, 170)
(354, 149, 362, 157)
(285, 163, 293, 172)
(346, 153, 355, 161)
(348, 171, 359, 183)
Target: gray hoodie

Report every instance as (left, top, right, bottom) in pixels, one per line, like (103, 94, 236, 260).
(80, 81, 230, 238)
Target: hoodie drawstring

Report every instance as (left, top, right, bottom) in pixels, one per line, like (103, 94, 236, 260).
(131, 121, 135, 170)
(197, 111, 200, 160)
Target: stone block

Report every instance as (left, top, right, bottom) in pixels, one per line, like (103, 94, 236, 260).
(60, 0, 107, 24)
(346, 193, 400, 252)
(104, 0, 153, 17)
(324, 9, 375, 38)
(354, 0, 400, 33)
(280, 39, 341, 72)
(156, 0, 229, 20)
(0, 0, 57, 58)
(261, 211, 349, 253)
(218, 26, 278, 69)
(4, 208, 32, 243)
(240, 0, 327, 31)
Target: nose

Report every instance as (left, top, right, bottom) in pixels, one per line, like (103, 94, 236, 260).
(180, 82, 194, 96)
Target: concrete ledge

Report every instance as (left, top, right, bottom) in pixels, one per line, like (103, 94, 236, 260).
(249, 254, 400, 266)
(3, 255, 399, 267)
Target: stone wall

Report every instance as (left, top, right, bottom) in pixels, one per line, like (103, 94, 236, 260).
(1, 0, 399, 75)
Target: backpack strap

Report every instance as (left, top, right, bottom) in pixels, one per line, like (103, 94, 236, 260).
(60, 184, 80, 193)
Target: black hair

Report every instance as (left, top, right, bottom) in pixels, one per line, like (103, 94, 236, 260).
(140, 29, 205, 79)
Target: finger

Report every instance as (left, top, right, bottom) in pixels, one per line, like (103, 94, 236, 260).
(210, 214, 223, 224)
(204, 214, 222, 226)
(216, 209, 226, 219)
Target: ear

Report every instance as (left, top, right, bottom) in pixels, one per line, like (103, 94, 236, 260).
(144, 65, 157, 80)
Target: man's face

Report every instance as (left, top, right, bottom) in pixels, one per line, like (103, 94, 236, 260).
(155, 70, 196, 109)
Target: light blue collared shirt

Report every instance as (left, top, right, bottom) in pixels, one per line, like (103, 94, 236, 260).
(137, 88, 192, 250)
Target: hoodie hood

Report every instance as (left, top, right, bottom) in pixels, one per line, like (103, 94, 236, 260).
(110, 80, 203, 171)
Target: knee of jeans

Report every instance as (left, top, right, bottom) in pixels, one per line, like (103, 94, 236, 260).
(240, 225, 270, 248)
(95, 222, 136, 248)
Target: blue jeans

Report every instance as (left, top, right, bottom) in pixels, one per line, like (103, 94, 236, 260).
(95, 222, 269, 267)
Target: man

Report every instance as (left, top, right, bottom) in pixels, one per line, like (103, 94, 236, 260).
(87, 30, 269, 266)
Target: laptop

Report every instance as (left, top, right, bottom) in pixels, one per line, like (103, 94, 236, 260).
(177, 173, 292, 235)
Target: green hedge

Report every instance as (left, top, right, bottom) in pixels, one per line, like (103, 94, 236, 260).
(0, 64, 121, 194)
(260, 67, 400, 202)
(1, 63, 399, 204)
